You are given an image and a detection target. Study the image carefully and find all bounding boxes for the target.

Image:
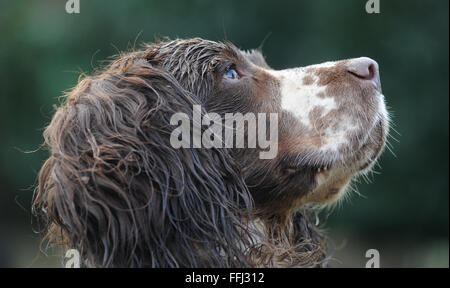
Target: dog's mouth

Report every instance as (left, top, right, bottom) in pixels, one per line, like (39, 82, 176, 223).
(299, 118, 388, 205)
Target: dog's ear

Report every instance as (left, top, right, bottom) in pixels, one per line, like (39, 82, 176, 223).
(34, 58, 254, 267)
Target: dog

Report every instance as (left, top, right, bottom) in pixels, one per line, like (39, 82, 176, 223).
(34, 38, 389, 267)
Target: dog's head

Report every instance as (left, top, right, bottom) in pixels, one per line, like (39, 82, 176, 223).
(143, 38, 389, 214)
(34, 38, 389, 267)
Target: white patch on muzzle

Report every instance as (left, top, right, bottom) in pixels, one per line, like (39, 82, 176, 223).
(267, 68, 337, 128)
(267, 63, 358, 151)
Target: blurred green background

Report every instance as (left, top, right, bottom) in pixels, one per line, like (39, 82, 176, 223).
(0, 0, 448, 268)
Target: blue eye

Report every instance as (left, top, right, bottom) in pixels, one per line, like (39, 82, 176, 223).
(224, 68, 239, 80)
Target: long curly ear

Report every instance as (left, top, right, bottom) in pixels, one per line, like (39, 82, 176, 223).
(34, 56, 254, 267)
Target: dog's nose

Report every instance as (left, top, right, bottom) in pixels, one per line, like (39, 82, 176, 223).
(346, 57, 379, 84)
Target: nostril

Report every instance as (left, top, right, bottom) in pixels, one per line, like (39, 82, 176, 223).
(346, 57, 379, 82)
(367, 64, 374, 78)
(349, 67, 373, 80)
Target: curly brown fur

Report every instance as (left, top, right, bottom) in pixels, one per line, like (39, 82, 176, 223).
(34, 38, 388, 268)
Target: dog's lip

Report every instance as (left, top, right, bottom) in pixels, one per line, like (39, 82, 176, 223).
(306, 165, 353, 205)
(286, 114, 387, 181)
(311, 119, 386, 182)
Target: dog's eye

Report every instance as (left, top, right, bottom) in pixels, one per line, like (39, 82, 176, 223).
(224, 68, 239, 80)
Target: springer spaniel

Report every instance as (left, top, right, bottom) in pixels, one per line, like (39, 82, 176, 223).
(34, 38, 389, 267)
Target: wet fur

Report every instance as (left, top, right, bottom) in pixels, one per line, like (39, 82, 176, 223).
(34, 38, 328, 267)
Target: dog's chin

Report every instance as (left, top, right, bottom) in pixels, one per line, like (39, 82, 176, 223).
(301, 119, 387, 205)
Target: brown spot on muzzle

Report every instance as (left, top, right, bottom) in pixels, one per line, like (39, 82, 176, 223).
(317, 92, 327, 99)
(307, 61, 350, 87)
(302, 75, 315, 85)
